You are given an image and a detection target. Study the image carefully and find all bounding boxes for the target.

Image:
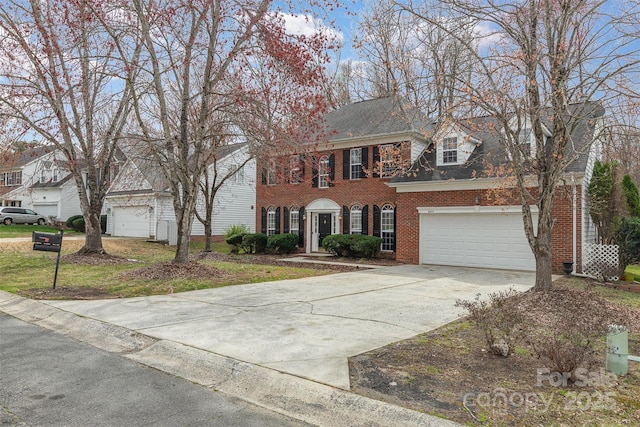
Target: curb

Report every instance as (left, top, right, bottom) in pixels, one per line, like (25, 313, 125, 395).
(0, 291, 460, 427)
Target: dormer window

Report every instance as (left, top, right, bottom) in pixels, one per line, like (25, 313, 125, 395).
(442, 137, 458, 164)
(40, 170, 47, 183)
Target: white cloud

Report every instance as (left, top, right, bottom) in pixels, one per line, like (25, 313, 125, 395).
(277, 12, 344, 44)
(473, 21, 504, 48)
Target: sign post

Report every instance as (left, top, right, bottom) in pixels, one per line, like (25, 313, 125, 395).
(32, 230, 64, 289)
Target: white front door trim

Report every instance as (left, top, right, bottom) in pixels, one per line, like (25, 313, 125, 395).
(305, 198, 340, 253)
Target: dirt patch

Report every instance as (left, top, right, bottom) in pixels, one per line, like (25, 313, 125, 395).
(349, 279, 640, 426)
(62, 252, 131, 265)
(120, 261, 227, 280)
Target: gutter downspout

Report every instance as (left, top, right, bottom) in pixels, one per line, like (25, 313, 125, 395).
(571, 174, 577, 274)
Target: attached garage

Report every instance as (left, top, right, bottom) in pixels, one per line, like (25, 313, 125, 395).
(419, 206, 537, 271)
(32, 204, 58, 219)
(112, 206, 150, 238)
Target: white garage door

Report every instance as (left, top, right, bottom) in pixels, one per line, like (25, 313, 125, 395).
(33, 204, 58, 219)
(420, 210, 536, 271)
(112, 206, 150, 238)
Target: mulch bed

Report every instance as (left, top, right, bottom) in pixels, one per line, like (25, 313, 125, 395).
(349, 279, 640, 426)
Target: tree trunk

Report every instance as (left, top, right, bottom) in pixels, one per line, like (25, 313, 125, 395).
(174, 228, 191, 263)
(533, 228, 553, 291)
(204, 221, 213, 252)
(77, 210, 105, 255)
(174, 210, 195, 264)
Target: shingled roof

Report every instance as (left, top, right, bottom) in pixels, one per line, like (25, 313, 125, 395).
(390, 102, 605, 183)
(324, 96, 429, 141)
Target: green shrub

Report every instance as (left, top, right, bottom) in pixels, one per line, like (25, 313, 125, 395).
(322, 234, 383, 258)
(100, 215, 107, 234)
(66, 215, 83, 228)
(225, 233, 246, 253)
(71, 216, 85, 232)
(616, 216, 640, 268)
(241, 233, 268, 254)
(267, 233, 299, 254)
(621, 175, 640, 217)
(224, 224, 250, 239)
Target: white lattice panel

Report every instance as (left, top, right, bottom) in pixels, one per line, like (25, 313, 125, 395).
(583, 243, 620, 281)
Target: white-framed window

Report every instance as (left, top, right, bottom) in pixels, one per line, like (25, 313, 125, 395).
(290, 155, 303, 184)
(379, 144, 396, 177)
(52, 167, 58, 182)
(290, 207, 299, 235)
(350, 204, 362, 234)
(350, 148, 362, 179)
(2, 171, 22, 186)
(381, 204, 395, 251)
(40, 170, 47, 184)
(442, 137, 458, 164)
(319, 155, 330, 188)
(267, 207, 276, 236)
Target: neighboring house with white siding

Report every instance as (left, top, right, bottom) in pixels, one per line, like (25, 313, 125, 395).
(105, 143, 255, 240)
(1, 145, 82, 222)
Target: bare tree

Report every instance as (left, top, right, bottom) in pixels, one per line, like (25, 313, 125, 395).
(353, 0, 476, 119)
(124, 0, 337, 263)
(0, 0, 139, 254)
(402, 0, 640, 289)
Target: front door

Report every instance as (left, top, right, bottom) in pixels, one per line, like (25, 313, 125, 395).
(318, 213, 332, 248)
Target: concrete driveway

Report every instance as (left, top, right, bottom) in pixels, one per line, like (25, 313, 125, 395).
(41, 264, 534, 390)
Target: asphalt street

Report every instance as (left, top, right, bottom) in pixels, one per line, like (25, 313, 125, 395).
(0, 313, 309, 427)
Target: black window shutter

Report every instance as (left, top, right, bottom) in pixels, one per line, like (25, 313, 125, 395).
(298, 207, 305, 247)
(261, 166, 267, 185)
(342, 205, 349, 234)
(343, 150, 350, 180)
(373, 205, 381, 237)
(361, 147, 368, 178)
(283, 207, 290, 233)
(275, 207, 281, 234)
(372, 146, 380, 177)
(392, 206, 397, 251)
(362, 205, 369, 235)
(329, 153, 335, 185)
(261, 207, 267, 234)
(300, 155, 305, 180)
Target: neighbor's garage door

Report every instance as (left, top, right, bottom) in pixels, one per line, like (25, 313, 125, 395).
(32, 204, 57, 219)
(420, 211, 536, 271)
(112, 206, 150, 238)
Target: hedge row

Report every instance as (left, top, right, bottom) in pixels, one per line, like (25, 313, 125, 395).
(322, 234, 383, 259)
(225, 232, 299, 255)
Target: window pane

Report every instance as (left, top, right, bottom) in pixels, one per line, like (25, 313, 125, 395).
(442, 137, 458, 164)
(290, 210, 299, 235)
(381, 205, 394, 251)
(350, 148, 361, 179)
(350, 206, 362, 234)
(319, 156, 329, 188)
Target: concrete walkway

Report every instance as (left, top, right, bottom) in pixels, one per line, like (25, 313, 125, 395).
(1, 265, 534, 426)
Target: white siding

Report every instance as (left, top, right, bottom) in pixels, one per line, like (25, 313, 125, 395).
(192, 150, 256, 236)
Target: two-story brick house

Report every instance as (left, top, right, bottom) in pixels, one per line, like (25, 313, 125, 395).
(256, 96, 428, 255)
(257, 97, 604, 274)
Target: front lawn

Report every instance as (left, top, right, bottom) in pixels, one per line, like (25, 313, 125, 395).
(0, 238, 337, 298)
(626, 264, 640, 281)
(0, 224, 83, 238)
